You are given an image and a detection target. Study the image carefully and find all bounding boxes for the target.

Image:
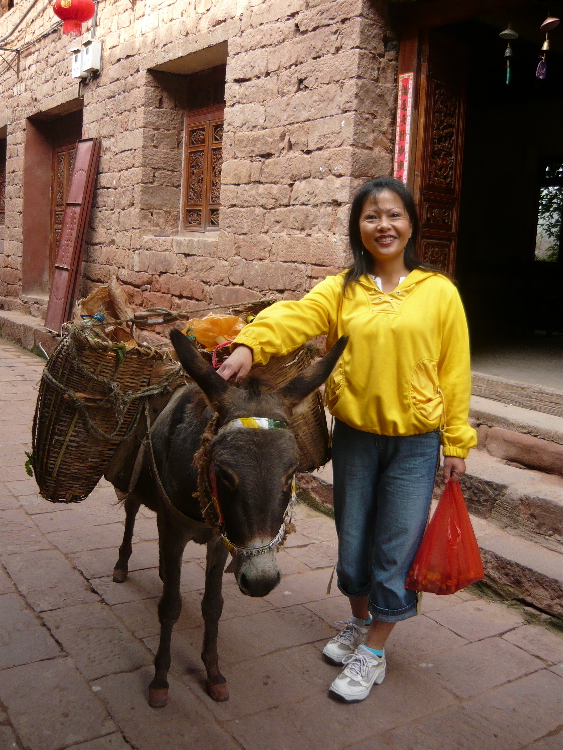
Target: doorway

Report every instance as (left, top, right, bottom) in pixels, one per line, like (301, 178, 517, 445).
(22, 108, 83, 297)
(447, 15, 563, 390)
(397, 5, 563, 391)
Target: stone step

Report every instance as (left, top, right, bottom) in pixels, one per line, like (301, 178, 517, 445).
(470, 395, 563, 476)
(302, 451, 563, 551)
(470, 395, 563, 445)
(0, 309, 58, 358)
(472, 371, 563, 418)
(462, 449, 563, 551)
(298, 450, 563, 620)
(471, 512, 563, 619)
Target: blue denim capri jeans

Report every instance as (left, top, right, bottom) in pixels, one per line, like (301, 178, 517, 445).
(332, 419, 441, 623)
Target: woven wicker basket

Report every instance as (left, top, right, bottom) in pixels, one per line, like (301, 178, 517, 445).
(201, 299, 331, 473)
(249, 345, 330, 473)
(33, 300, 331, 502)
(32, 324, 183, 503)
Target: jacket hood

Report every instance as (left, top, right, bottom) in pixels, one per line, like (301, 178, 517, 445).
(355, 267, 441, 291)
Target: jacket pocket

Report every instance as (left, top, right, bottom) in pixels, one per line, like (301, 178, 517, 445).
(410, 358, 443, 423)
(325, 356, 346, 409)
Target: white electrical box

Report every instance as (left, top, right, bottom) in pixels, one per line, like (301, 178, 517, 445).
(81, 39, 102, 74)
(71, 47, 86, 79)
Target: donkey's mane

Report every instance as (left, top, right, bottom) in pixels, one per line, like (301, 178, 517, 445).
(189, 374, 277, 415)
(239, 375, 272, 398)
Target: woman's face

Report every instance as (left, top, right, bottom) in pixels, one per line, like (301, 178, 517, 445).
(359, 190, 412, 268)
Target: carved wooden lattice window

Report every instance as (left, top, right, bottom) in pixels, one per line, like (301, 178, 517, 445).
(0, 139, 6, 226)
(183, 65, 225, 231)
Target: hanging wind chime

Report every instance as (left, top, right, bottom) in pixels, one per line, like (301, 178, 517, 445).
(499, 24, 518, 84)
(52, 0, 96, 37)
(537, 14, 560, 79)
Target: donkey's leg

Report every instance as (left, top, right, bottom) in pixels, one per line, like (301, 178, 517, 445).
(113, 493, 141, 583)
(148, 513, 189, 708)
(201, 535, 229, 701)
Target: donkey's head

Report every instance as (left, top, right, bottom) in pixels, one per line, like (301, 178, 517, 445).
(170, 329, 347, 597)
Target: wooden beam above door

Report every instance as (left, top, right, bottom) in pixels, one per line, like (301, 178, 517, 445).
(391, 0, 532, 29)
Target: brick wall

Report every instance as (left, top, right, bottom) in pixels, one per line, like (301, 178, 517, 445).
(220, 0, 397, 305)
(0, 0, 398, 317)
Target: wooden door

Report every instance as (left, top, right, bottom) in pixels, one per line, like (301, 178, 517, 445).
(415, 32, 467, 275)
(50, 142, 77, 282)
(45, 138, 101, 334)
(397, 30, 467, 276)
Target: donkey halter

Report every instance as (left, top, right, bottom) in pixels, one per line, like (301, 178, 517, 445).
(196, 416, 297, 557)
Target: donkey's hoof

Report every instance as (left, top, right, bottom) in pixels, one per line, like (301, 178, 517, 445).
(148, 687, 168, 708)
(207, 680, 229, 702)
(112, 568, 128, 583)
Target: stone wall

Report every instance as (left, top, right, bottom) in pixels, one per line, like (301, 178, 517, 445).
(0, 0, 398, 317)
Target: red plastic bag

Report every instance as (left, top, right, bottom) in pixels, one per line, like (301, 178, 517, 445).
(405, 480, 484, 595)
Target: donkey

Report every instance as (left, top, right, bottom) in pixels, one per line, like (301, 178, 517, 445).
(109, 329, 347, 705)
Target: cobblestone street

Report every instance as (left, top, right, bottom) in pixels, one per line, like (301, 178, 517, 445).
(0, 336, 562, 750)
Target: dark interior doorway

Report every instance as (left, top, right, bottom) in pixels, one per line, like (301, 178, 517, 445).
(436, 10, 563, 389)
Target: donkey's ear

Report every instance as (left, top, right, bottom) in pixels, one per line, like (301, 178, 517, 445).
(278, 336, 348, 411)
(170, 328, 231, 409)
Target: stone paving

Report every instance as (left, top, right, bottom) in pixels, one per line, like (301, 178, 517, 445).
(0, 336, 562, 750)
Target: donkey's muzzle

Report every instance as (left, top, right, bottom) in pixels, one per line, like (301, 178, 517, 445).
(236, 554, 281, 597)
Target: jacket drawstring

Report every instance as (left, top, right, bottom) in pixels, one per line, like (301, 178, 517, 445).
(437, 387, 447, 432)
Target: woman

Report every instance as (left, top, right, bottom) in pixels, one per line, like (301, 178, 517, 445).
(218, 177, 476, 702)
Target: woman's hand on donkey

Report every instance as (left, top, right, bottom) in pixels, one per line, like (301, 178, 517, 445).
(217, 344, 254, 382)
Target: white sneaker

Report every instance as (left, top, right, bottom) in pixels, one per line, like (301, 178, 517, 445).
(329, 644, 386, 702)
(322, 617, 369, 665)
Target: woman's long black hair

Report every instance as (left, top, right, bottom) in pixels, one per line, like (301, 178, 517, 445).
(343, 176, 444, 290)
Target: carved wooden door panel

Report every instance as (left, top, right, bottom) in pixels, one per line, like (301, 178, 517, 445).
(414, 33, 467, 276)
(45, 138, 100, 333)
(50, 142, 77, 281)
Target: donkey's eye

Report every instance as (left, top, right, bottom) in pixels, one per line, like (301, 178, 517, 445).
(215, 466, 238, 491)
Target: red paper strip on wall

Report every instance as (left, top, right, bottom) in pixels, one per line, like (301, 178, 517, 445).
(393, 72, 414, 184)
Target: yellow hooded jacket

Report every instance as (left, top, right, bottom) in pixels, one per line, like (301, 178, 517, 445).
(233, 269, 477, 458)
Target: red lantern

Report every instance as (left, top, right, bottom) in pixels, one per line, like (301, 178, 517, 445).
(52, 0, 95, 37)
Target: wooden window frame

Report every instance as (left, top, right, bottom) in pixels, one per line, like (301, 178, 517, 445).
(181, 65, 226, 232)
(182, 104, 224, 232)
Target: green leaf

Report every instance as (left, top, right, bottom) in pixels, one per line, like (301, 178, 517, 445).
(114, 343, 127, 365)
(24, 451, 34, 477)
